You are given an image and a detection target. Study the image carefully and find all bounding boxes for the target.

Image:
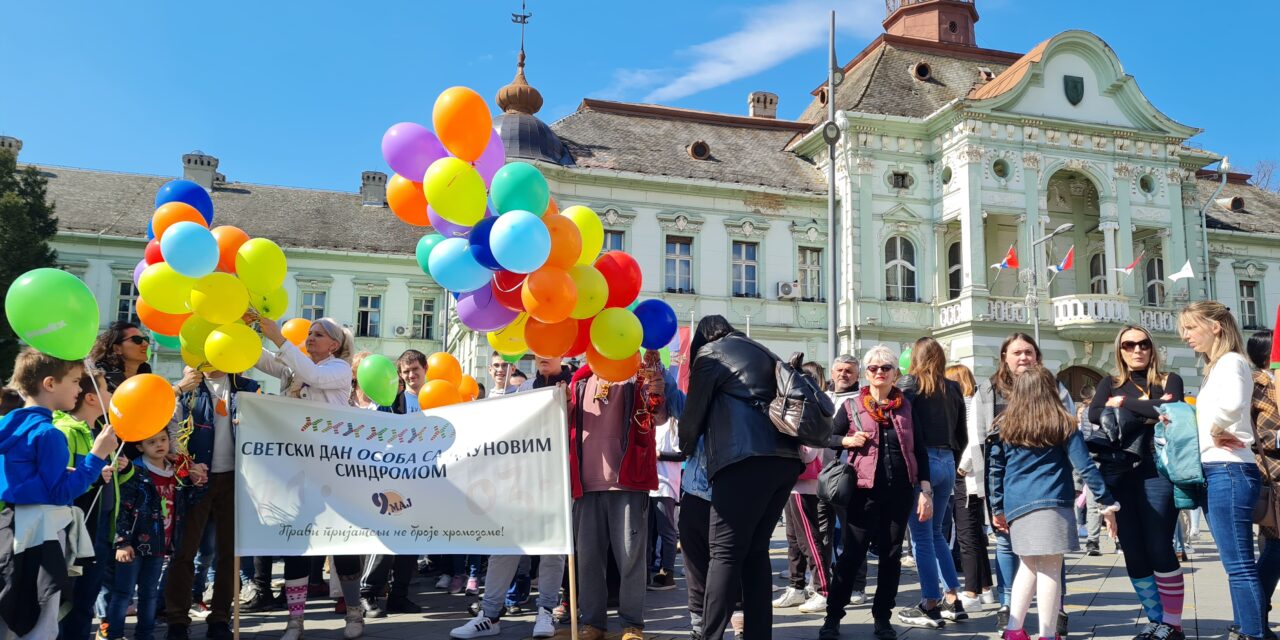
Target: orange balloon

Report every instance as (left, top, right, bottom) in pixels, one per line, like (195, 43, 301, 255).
(211, 226, 250, 273)
(152, 202, 208, 240)
(419, 379, 463, 410)
(543, 214, 583, 270)
(585, 344, 642, 383)
(387, 174, 430, 226)
(109, 373, 177, 442)
(432, 87, 493, 163)
(525, 317, 579, 358)
(426, 352, 463, 386)
(281, 318, 310, 355)
(543, 197, 558, 217)
(458, 375, 480, 401)
(137, 299, 190, 336)
(521, 266, 577, 324)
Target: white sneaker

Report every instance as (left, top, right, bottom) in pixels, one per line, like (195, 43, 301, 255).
(435, 574, 453, 589)
(772, 586, 806, 608)
(849, 590, 867, 605)
(281, 617, 304, 640)
(957, 592, 982, 612)
(798, 593, 828, 614)
(451, 612, 502, 639)
(343, 609, 365, 639)
(532, 607, 556, 638)
(980, 590, 997, 605)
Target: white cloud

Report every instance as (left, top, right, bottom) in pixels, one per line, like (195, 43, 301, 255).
(638, 0, 883, 103)
(596, 68, 670, 101)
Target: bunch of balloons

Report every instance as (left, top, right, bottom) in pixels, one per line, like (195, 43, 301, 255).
(133, 179, 288, 374)
(355, 351, 480, 411)
(381, 87, 680, 381)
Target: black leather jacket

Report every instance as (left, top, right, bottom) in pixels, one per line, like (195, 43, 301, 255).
(678, 332, 800, 478)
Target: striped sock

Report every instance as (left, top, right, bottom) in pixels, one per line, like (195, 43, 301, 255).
(285, 577, 308, 618)
(1130, 575, 1163, 623)
(1154, 569, 1184, 628)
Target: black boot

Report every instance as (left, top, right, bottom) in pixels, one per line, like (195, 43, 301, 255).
(819, 616, 841, 640)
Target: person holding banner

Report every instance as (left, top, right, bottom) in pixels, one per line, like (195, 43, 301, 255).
(251, 315, 366, 640)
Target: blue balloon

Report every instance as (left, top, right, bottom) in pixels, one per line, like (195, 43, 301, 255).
(428, 237, 494, 293)
(159, 221, 219, 278)
(489, 210, 550, 274)
(146, 220, 155, 241)
(468, 217, 503, 271)
(633, 299, 679, 350)
(155, 179, 214, 224)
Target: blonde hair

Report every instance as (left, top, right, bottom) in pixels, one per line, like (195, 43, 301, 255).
(945, 364, 977, 398)
(996, 365, 1077, 448)
(1111, 324, 1166, 388)
(908, 337, 947, 397)
(283, 317, 355, 399)
(862, 345, 898, 369)
(1179, 301, 1246, 375)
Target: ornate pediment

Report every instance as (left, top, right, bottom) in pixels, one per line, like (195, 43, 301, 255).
(723, 216, 772, 239)
(656, 211, 706, 234)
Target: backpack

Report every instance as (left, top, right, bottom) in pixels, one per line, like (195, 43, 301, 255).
(1154, 402, 1204, 488)
(768, 355, 836, 448)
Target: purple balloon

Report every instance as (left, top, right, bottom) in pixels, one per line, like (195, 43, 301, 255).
(428, 206, 473, 239)
(473, 129, 507, 188)
(456, 285, 518, 332)
(132, 259, 147, 288)
(381, 122, 447, 181)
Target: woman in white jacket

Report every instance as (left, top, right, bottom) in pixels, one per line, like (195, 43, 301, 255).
(946, 364, 994, 610)
(1179, 301, 1264, 640)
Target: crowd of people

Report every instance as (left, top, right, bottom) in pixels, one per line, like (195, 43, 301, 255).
(0, 300, 1278, 640)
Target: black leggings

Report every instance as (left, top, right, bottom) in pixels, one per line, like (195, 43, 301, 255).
(825, 481, 913, 623)
(283, 555, 362, 580)
(953, 475, 993, 594)
(679, 494, 711, 628)
(1104, 461, 1179, 578)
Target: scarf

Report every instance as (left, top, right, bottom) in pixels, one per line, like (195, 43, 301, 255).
(860, 386, 903, 424)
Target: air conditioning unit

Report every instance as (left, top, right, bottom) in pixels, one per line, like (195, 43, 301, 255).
(777, 280, 801, 300)
(394, 326, 410, 337)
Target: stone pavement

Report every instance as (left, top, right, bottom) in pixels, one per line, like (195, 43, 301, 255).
(110, 526, 1246, 640)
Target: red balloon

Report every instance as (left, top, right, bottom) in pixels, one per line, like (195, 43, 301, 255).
(144, 239, 164, 265)
(564, 317, 594, 358)
(525, 317, 578, 358)
(492, 271, 527, 312)
(594, 251, 642, 308)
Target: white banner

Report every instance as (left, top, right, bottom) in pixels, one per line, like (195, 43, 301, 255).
(234, 388, 572, 556)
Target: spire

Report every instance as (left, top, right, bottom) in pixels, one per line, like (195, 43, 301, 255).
(496, 1, 543, 115)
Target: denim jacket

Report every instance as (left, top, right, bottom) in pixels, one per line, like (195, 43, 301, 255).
(680, 438, 711, 502)
(176, 375, 260, 502)
(115, 462, 189, 558)
(987, 429, 1114, 521)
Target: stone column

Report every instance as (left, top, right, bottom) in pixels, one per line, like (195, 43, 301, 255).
(1100, 221, 1119, 295)
(856, 156, 878, 301)
(960, 145, 987, 293)
(1114, 163, 1136, 299)
(933, 222, 948, 302)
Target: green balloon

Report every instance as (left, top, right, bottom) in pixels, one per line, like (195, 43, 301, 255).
(490, 162, 550, 215)
(416, 234, 445, 279)
(151, 332, 181, 351)
(502, 352, 524, 364)
(357, 354, 400, 407)
(659, 347, 671, 369)
(4, 268, 100, 360)
(899, 350, 912, 375)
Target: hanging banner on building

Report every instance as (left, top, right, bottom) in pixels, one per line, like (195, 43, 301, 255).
(234, 388, 572, 556)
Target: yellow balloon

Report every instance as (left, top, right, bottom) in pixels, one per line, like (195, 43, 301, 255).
(568, 265, 608, 319)
(423, 157, 486, 226)
(487, 313, 529, 356)
(180, 347, 206, 370)
(179, 316, 219, 358)
(235, 238, 287, 294)
(190, 272, 250, 325)
(590, 307, 643, 360)
(205, 322, 262, 374)
(138, 263, 195, 315)
(251, 286, 289, 321)
(562, 205, 603, 265)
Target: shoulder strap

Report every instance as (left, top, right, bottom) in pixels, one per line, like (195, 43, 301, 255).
(847, 396, 868, 434)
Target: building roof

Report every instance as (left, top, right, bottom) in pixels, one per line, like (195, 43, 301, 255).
(552, 99, 826, 194)
(968, 38, 1050, 100)
(1199, 176, 1280, 237)
(497, 112, 575, 166)
(34, 164, 422, 256)
(797, 34, 1021, 123)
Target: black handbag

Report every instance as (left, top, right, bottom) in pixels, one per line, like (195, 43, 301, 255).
(1081, 406, 1142, 470)
(818, 398, 862, 506)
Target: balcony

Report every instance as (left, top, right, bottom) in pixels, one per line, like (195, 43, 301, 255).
(1051, 294, 1131, 340)
(1139, 307, 1177, 334)
(987, 297, 1027, 324)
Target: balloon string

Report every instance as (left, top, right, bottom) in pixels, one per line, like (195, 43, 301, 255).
(83, 367, 126, 519)
(494, 276, 528, 294)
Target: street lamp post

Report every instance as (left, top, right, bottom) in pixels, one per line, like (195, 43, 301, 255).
(823, 11, 844, 361)
(1027, 222, 1075, 344)
(1198, 157, 1229, 300)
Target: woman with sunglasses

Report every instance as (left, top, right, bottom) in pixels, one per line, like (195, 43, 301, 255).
(89, 321, 152, 387)
(1086, 326, 1185, 640)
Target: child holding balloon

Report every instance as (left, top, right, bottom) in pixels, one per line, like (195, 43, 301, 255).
(0, 349, 119, 638)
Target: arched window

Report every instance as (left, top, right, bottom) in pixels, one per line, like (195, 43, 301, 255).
(947, 242, 962, 300)
(885, 236, 917, 302)
(1144, 257, 1166, 306)
(1089, 253, 1107, 294)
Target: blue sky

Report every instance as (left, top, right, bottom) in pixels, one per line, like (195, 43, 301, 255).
(2, 0, 1276, 191)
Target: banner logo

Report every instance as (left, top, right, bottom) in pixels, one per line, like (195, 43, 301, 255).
(372, 490, 414, 516)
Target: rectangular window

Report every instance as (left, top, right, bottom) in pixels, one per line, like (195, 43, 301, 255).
(603, 230, 625, 254)
(357, 294, 382, 338)
(1240, 280, 1260, 329)
(798, 247, 822, 301)
(116, 281, 140, 325)
(732, 241, 759, 297)
(300, 291, 327, 321)
(665, 236, 693, 293)
(412, 298, 436, 341)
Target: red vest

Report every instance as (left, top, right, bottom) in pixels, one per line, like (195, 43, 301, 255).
(842, 390, 920, 489)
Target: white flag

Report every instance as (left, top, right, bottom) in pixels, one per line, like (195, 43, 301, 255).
(1168, 260, 1194, 282)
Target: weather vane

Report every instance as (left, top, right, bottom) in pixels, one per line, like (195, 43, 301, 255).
(512, 1, 532, 53)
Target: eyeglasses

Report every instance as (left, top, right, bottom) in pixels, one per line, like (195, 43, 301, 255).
(865, 364, 896, 374)
(118, 335, 150, 346)
(1120, 339, 1153, 353)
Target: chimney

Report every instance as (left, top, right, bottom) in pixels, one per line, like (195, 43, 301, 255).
(361, 171, 388, 207)
(0, 136, 22, 159)
(749, 91, 779, 119)
(182, 150, 219, 191)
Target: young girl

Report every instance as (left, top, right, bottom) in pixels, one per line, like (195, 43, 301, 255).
(988, 366, 1118, 640)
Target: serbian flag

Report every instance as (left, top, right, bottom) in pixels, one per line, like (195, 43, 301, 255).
(1113, 251, 1145, 276)
(676, 326, 692, 393)
(1048, 245, 1075, 275)
(1270, 305, 1280, 370)
(990, 245, 1019, 270)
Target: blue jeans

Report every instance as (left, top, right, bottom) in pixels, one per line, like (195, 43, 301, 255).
(907, 447, 961, 601)
(61, 535, 114, 640)
(1203, 462, 1264, 637)
(106, 555, 166, 640)
(994, 529, 1016, 606)
(1257, 536, 1280, 629)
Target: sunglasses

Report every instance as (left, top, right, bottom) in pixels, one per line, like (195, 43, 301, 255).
(866, 364, 896, 374)
(118, 335, 150, 346)
(1120, 339, 1153, 353)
